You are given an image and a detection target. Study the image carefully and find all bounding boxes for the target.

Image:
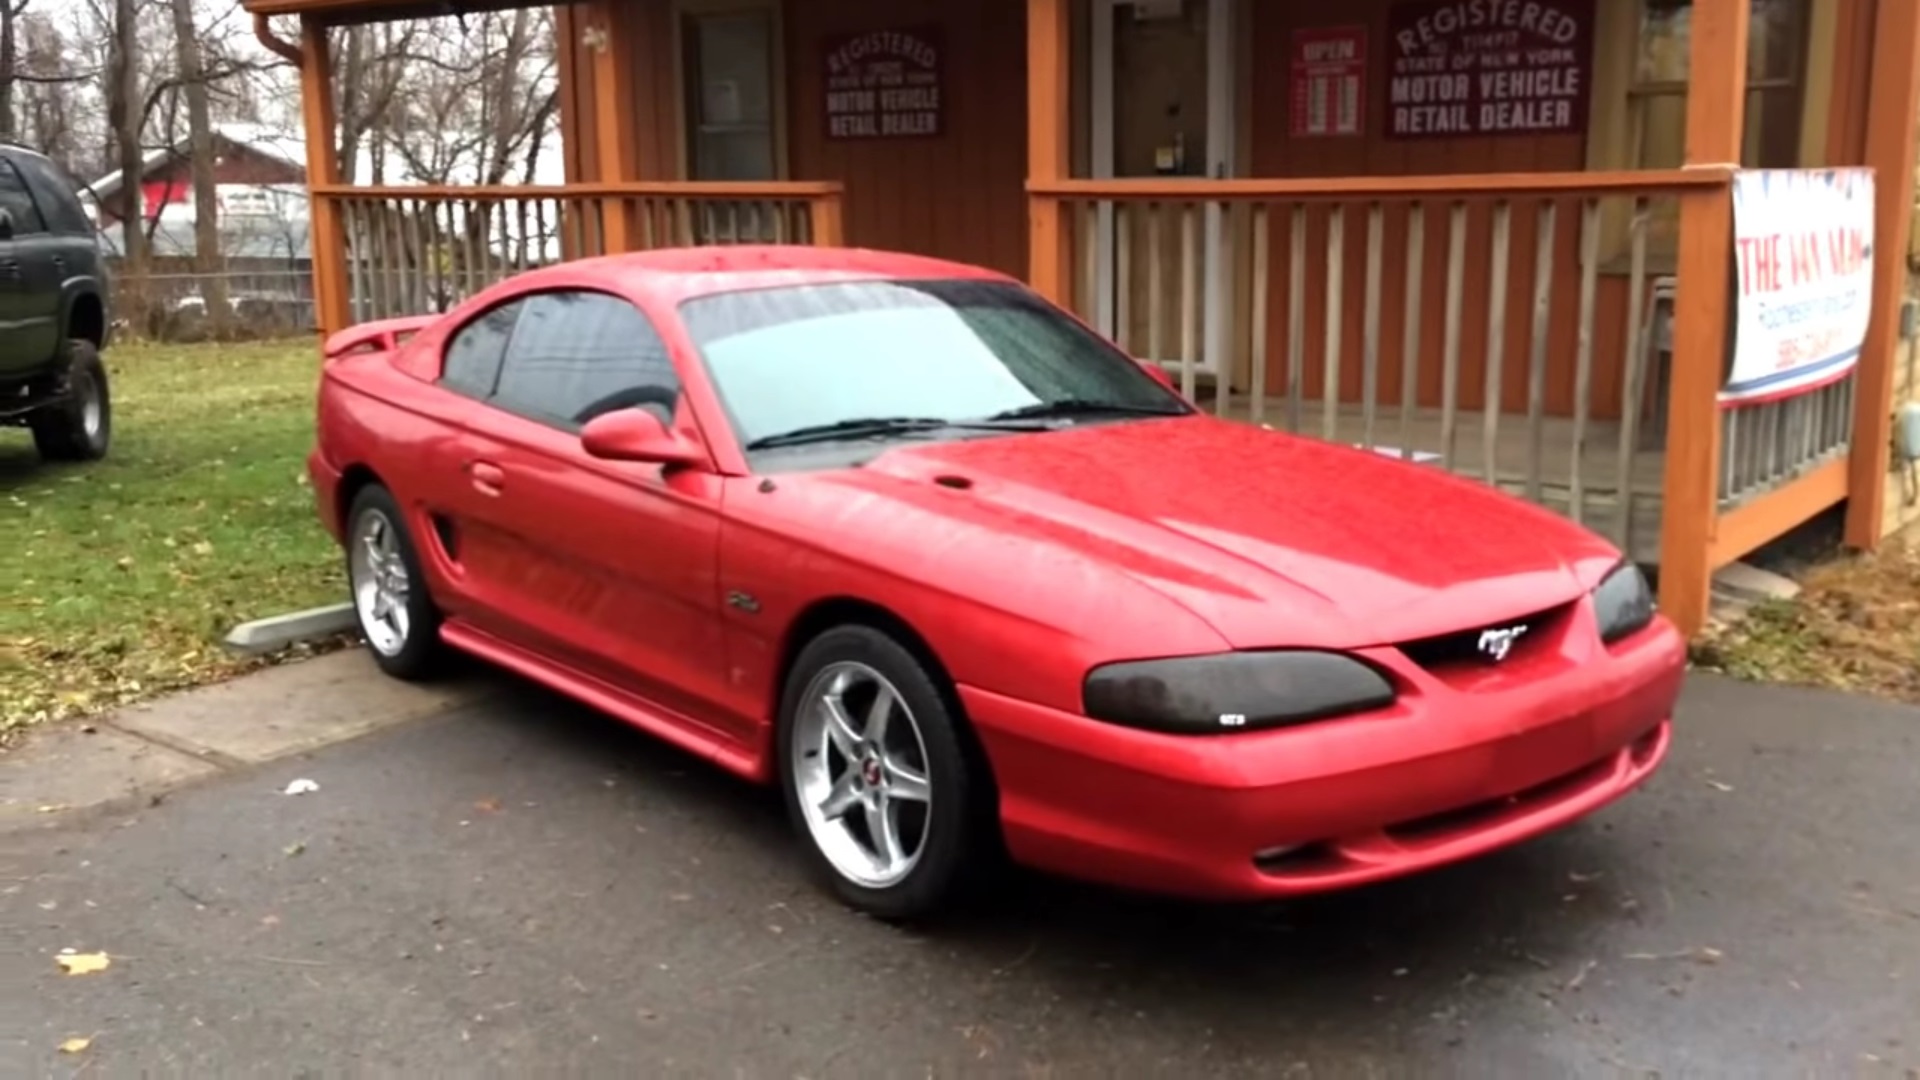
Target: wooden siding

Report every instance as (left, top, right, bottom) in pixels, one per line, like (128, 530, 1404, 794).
(559, 0, 1030, 277)
(785, 0, 1030, 278)
(1246, 1, 1636, 421)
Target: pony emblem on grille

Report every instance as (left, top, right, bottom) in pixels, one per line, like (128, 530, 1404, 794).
(1476, 624, 1529, 662)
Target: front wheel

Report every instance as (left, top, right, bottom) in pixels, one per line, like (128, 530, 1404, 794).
(30, 341, 111, 462)
(776, 625, 996, 921)
(345, 484, 446, 680)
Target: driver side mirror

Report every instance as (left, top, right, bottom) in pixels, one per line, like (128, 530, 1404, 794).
(0, 208, 13, 241)
(580, 409, 706, 469)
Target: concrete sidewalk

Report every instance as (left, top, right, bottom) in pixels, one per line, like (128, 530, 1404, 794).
(0, 650, 490, 832)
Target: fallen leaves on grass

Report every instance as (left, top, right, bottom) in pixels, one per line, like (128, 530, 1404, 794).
(0, 341, 349, 744)
(1691, 539, 1920, 705)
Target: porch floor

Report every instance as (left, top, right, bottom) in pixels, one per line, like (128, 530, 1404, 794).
(1215, 395, 1668, 565)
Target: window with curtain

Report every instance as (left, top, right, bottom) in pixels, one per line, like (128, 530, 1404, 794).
(1629, 0, 1809, 170)
(682, 9, 778, 181)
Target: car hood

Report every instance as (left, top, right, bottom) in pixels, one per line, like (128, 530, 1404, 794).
(815, 416, 1622, 650)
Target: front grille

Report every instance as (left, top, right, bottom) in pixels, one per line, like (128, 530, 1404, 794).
(1396, 600, 1571, 672)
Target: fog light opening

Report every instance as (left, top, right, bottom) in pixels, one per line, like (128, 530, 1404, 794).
(1252, 841, 1337, 875)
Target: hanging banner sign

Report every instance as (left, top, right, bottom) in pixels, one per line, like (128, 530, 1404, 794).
(823, 27, 944, 140)
(1290, 27, 1368, 138)
(1384, 0, 1594, 138)
(1725, 168, 1875, 405)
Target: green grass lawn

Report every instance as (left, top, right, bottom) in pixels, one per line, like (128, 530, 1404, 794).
(1, 339, 346, 739)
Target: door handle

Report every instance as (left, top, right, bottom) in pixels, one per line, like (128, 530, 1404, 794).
(50, 254, 65, 275)
(468, 460, 506, 496)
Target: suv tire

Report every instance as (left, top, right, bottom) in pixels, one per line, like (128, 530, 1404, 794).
(29, 341, 111, 462)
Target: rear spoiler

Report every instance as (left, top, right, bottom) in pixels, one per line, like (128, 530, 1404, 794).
(322, 314, 438, 360)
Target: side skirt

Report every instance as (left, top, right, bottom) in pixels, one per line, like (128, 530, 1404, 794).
(439, 619, 770, 783)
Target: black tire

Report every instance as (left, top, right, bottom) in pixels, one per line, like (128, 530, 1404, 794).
(775, 624, 997, 921)
(30, 341, 111, 462)
(344, 484, 447, 680)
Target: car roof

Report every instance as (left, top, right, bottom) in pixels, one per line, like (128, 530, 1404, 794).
(0, 141, 53, 162)
(520, 245, 1016, 303)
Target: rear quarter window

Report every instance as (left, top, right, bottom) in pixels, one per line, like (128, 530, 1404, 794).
(8, 153, 93, 235)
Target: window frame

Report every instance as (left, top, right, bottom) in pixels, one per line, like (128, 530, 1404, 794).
(0, 157, 51, 236)
(1581, 0, 1834, 272)
(479, 287, 685, 435)
(672, 0, 788, 182)
(9, 154, 91, 235)
(1623, 0, 1812, 172)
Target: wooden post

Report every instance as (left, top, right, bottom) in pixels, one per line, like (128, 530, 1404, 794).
(1843, 0, 1920, 548)
(297, 17, 350, 340)
(585, 0, 639, 252)
(811, 193, 845, 247)
(1026, 0, 1070, 304)
(1656, 0, 1748, 636)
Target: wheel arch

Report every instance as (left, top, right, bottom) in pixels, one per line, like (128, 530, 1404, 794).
(772, 596, 1002, 803)
(336, 463, 387, 529)
(64, 290, 106, 349)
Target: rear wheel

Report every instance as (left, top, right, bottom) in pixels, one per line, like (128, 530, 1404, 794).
(345, 484, 446, 680)
(777, 625, 995, 920)
(30, 341, 111, 462)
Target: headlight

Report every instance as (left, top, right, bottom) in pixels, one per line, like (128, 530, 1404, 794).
(1592, 560, 1656, 644)
(1082, 651, 1396, 735)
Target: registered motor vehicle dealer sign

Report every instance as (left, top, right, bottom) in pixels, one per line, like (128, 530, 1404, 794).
(1726, 168, 1875, 405)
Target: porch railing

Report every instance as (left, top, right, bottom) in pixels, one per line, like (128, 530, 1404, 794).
(1030, 171, 1843, 569)
(310, 181, 846, 325)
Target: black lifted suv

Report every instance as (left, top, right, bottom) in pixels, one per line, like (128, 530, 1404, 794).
(0, 142, 111, 461)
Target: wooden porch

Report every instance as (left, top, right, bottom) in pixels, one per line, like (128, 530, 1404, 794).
(253, 0, 1920, 636)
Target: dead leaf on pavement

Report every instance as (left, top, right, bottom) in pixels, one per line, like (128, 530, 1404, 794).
(58, 1036, 92, 1054)
(1706, 780, 1735, 793)
(474, 798, 501, 814)
(1626, 946, 1724, 965)
(55, 951, 111, 975)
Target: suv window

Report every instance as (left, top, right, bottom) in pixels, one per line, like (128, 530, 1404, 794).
(0, 159, 48, 235)
(9, 153, 92, 235)
(493, 291, 681, 429)
(441, 299, 522, 399)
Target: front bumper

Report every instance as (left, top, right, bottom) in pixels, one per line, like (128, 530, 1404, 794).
(963, 612, 1686, 901)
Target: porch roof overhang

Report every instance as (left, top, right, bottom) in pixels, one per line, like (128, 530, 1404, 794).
(244, 0, 549, 25)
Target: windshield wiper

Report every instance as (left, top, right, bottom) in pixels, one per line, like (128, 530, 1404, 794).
(982, 398, 1189, 423)
(745, 415, 1048, 451)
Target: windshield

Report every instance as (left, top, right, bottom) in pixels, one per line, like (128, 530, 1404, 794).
(677, 278, 1190, 449)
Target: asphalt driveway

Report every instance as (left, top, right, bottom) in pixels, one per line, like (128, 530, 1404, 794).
(4, 666, 1918, 1076)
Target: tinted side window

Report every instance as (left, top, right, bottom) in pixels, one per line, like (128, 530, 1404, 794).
(0, 160, 48, 235)
(441, 300, 522, 398)
(493, 291, 681, 429)
(10, 155, 91, 234)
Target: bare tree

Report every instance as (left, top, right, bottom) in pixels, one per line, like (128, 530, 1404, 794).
(1, 0, 19, 141)
(105, 0, 145, 317)
(170, 0, 231, 335)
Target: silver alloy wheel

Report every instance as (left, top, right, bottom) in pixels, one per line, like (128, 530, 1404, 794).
(792, 660, 935, 888)
(349, 508, 411, 657)
(75, 369, 101, 440)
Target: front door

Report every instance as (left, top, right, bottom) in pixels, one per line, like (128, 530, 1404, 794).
(0, 158, 60, 367)
(1089, 0, 1235, 381)
(448, 289, 738, 738)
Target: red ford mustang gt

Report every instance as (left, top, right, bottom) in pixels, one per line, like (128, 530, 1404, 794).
(308, 246, 1685, 919)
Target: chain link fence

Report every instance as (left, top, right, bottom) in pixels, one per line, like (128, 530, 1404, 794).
(106, 264, 317, 343)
